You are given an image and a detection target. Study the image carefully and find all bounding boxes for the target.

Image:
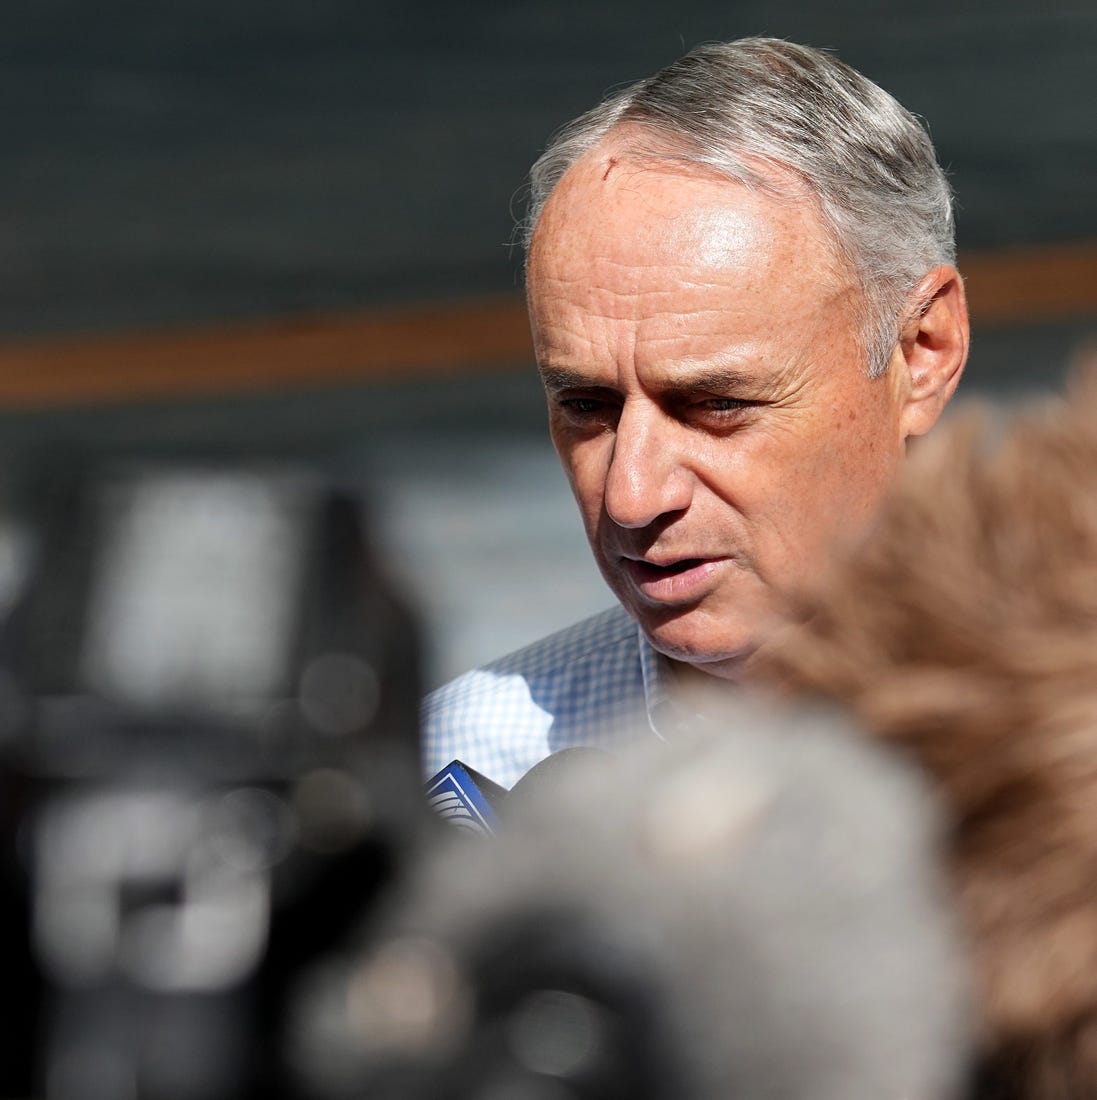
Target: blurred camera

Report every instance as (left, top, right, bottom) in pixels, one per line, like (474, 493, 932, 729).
(0, 457, 425, 1100)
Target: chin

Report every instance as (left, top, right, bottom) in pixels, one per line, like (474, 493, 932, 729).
(634, 594, 790, 682)
(643, 623, 759, 681)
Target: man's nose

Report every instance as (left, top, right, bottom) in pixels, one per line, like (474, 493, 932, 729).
(603, 406, 692, 529)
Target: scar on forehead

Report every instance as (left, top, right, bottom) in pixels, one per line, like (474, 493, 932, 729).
(601, 156, 618, 182)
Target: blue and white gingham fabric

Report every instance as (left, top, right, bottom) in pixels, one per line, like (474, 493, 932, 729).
(420, 605, 674, 789)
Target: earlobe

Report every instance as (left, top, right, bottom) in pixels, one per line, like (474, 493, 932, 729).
(897, 265, 970, 439)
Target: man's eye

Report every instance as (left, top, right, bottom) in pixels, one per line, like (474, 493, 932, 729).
(686, 396, 762, 430)
(559, 397, 608, 415)
(554, 396, 620, 430)
(696, 397, 757, 416)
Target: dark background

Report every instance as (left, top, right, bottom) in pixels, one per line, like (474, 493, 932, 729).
(3, 0, 1096, 337)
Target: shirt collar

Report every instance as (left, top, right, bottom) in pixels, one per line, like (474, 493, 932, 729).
(637, 622, 742, 738)
(637, 625, 692, 739)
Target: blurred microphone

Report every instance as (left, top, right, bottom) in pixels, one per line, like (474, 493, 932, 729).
(0, 457, 425, 1100)
(505, 748, 612, 807)
(425, 761, 506, 836)
(291, 701, 973, 1100)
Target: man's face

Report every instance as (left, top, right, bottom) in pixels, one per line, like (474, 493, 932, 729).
(527, 145, 916, 679)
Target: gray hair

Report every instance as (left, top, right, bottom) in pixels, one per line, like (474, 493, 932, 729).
(523, 38, 956, 377)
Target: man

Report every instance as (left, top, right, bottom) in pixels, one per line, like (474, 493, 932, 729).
(422, 37, 969, 788)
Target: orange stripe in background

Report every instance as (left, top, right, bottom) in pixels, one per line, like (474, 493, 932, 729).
(961, 241, 1097, 326)
(0, 296, 534, 410)
(0, 241, 1094, 410)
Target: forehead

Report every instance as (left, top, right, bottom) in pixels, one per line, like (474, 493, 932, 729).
(533, 136, 844, 273)
(527, 142, 857, 367)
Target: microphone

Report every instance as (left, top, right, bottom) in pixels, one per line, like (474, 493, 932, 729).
(294, 699, 973, 1100)
(505, 747, 614, 805)
(425, 748, 613, 836)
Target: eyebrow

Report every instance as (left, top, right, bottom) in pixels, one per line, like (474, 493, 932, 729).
(663, 366, 765, 395)
(538, 363, 766, 395)
(538, 366, 599, 391)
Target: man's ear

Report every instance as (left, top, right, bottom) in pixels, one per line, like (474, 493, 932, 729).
(895, 265, 969, 439)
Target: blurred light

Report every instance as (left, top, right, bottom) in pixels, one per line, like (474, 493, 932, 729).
(80, 472, 304, 710)
(34, 791, 197, 985)
(504, 988, 607, 1080)
(346, 936, 468, 1054)
(33, 789, 270, 992)
(204, 787, 295, 873)
(117, 869, 267, 992)
(291, 767, 372, 853)
(298, 652, 380, 736)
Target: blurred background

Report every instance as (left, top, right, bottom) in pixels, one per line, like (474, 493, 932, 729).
(1, 0, 1095, 687)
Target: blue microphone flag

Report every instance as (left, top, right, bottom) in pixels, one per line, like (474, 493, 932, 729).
(425, 761, 505, 836)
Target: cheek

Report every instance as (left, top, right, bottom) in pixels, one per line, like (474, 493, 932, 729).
(832, 395, 905, 489)
(799, 410, 905, 537)
(725, 406, 901, 528)
(697, 426, 798, 506)
(552, 433, 610, 521)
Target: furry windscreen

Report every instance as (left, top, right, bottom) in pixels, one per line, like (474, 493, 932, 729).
(761, 364, 1097, 1099)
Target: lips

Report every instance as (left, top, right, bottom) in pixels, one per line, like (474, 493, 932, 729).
(620, 555, 726, 603)
(625, 557, 705, 582)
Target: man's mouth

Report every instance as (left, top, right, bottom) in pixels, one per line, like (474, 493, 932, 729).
(616, 555, 730, 605)
(624, 557, 708, 583)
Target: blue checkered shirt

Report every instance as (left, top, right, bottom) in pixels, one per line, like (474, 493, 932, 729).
(421, 605, 678, 789)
